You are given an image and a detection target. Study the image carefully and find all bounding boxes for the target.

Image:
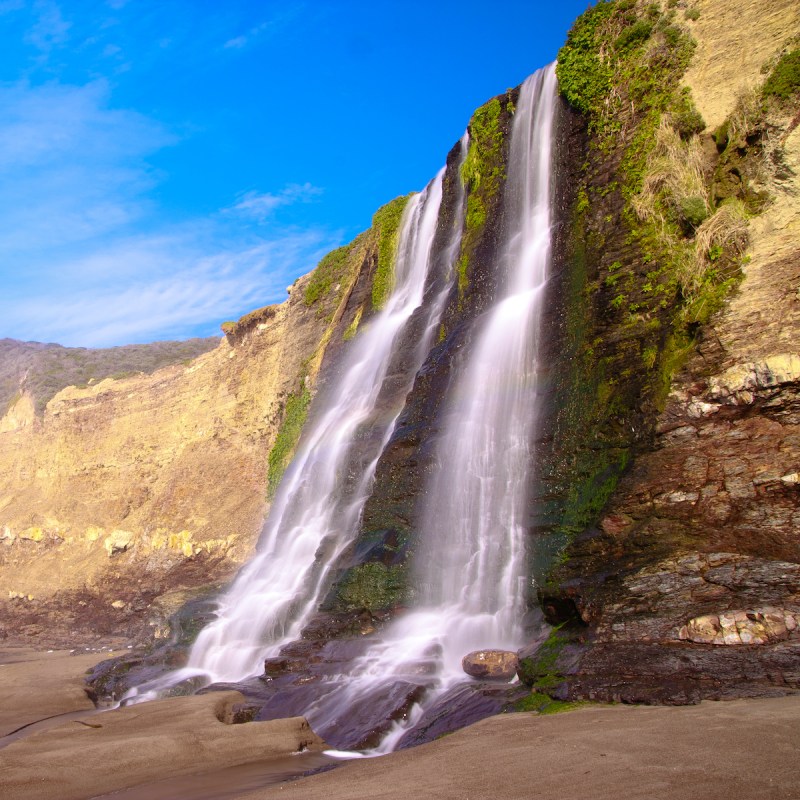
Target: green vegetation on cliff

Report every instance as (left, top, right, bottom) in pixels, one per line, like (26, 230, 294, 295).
(304, 245, 354, 307)
(546, 0, 761, 555)
(335, 562, 407, 612)
(762, 48, 800, 101)
(457, 91, 514, 300)
(266, 383, 311, 499)
(371, 195, 413, 310)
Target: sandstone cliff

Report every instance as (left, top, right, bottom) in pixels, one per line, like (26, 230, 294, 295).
(0, 206, 402, 643)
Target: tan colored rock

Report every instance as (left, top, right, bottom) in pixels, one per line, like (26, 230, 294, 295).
(0, 235, 372, 640)
(462, 650, 519, 680)
(679, 608, 797, 645)
(103, 530, 134, 556)
(683, 0, 800, 131)
(0, 393, 35, 434)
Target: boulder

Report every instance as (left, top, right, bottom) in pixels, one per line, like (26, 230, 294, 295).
(462, 650, 519, 680)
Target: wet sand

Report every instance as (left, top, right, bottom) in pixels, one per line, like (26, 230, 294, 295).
(1, 648, 798, 800)
(234, 695, 800, 800)
(0, 648, 103, 736)
(0, 648, 328, 800)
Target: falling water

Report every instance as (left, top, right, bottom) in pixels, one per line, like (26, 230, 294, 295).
(125, 63, 554, 755)
(125, 159, 461, 701)
(413, 64, 556, 674)
(305, 65, 557, 749)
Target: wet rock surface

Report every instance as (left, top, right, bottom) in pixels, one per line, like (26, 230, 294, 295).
(396, 681, 529, 750)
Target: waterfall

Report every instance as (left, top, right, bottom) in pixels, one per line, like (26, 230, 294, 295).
(123, 62, 556, 754)
(412, 64, 556, 675)
(304, 65, 557, 750)
(125, 159, 460, 701)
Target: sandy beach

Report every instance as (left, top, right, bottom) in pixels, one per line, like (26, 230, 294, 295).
(1, 649, 798, 800)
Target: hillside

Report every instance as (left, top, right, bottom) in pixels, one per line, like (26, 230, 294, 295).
(0, 337, 219, 417)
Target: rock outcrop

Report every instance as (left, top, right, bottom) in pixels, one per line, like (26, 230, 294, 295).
(537, 0, 800, 705)
(462, 650, 520, 680)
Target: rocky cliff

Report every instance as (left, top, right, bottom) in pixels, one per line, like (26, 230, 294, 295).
(3, 0, 799, 719)
(529, 0, 800, 703)
(0, 203, 406, 644)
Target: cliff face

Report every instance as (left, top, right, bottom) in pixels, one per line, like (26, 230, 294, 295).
(3, 0, 799, 718)
(532, 0, 800, 703)
(0, 210, 398, 643)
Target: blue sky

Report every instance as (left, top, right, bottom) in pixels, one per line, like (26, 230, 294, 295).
(0, 0, 589, 347)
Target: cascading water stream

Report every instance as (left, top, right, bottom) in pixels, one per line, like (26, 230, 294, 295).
(125, 156, 463, 702)
(123, 62, 553, 757)
(304, 65, 557, 752)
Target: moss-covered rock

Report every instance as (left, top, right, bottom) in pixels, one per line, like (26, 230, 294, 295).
(371, 195, 413, 311)
(334, 562, 408, 613)
(266, 384, 311, 498)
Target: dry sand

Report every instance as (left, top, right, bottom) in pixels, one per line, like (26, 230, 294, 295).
(1, 649, 798, 800)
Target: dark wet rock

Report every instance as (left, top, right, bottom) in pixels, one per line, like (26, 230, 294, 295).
(462, 650, 519, 680)
(320, 680, 429, 751)
(85, 648, 184, 704)
(397, 681, 530, 750)
(556, 640, 800, 705)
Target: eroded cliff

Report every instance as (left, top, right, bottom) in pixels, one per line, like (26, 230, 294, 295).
(0, 202, 404, 644)
(531, 0, 800, 703)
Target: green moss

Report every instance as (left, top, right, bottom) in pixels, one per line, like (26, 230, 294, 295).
(266, 384, 311, 499)
(762, 49, 800, 102)
(371, 195, 413, 310)
(456, 93, 510, 300)
(336, 562, 407, 612)
(514, 691, 586, 714)
(343, 306, 363, 341)
(304, 245, 353, 306)
(517, 626, 570, 689)
(558, 450, 631, 542)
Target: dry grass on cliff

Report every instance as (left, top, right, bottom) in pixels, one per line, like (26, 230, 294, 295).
(631, 117, 749, 299)
(631, 118, 709, 229)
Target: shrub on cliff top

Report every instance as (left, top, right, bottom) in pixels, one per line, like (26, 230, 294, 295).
(556, 1, 615, 116)
(304, 245, 353, 306)
(762, 49, 800, 102)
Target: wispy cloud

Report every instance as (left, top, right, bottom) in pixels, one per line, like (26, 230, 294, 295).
(1, 229, 334, 346)
(229, 183, 323, 222)
(0, 80, 171, 254)
(25, 0, 71, 52)
(223, 6, 303, 50)
(0, 78, 338, 346)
